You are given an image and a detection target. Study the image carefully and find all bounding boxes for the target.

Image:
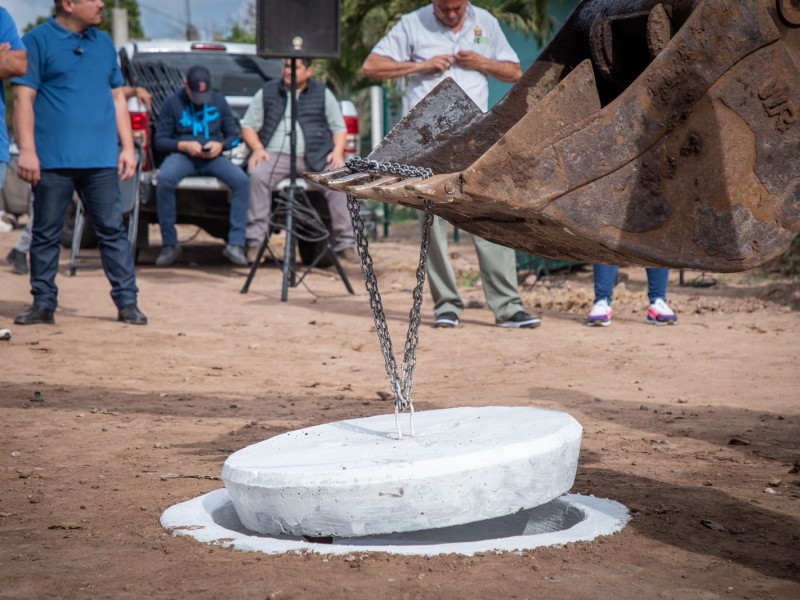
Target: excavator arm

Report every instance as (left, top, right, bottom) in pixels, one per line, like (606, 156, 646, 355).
(308, 0, 800, 272)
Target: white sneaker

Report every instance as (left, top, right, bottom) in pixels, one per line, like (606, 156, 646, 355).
(646, 298, 677, 325)
(587, 299, 612, 327)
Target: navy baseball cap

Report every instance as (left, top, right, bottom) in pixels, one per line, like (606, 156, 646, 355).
(186, 65, 213, 104)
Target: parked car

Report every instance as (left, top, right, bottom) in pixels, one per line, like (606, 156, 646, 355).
(118, 40, 363, 264)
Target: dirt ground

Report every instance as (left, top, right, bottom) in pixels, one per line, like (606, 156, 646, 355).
(1, 222, 799, 600)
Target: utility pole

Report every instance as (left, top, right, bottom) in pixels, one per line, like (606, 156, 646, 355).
(185, 0, 199, 40)
(111, 0, 129, 45)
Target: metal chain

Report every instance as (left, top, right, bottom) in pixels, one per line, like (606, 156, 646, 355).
(346, 157, 434, 180)
(345, 157, 434, 414)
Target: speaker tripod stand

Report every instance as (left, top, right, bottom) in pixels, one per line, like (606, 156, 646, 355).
(240, 182, 354, 298)
(240, 58, 354, 300)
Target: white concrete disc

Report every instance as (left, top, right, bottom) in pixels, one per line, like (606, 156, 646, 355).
(222, 406, 583, 537)
(160, 489, 629, 556)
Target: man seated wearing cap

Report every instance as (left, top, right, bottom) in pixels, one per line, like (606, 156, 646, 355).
(152, 65, 249, 266)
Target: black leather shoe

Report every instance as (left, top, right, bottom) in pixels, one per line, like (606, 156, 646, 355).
(118, 305, 148, 325)
(15, 305, 55, 325)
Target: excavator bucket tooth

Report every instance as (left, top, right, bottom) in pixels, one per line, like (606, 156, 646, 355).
(404, 174, 460, 207)
(308, 0, 800, 272)
(324, 172, 374, 192)
(304, 167, 351, 187)
(345, 175, 402, 196)
(365, 176, 428, 208)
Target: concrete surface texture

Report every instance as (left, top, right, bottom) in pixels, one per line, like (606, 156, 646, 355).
(222, 406, 583, 536)
(160, 489, 629, 556)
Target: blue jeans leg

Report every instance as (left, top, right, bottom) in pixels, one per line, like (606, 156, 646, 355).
(156, 153, 197, 247)
(79, 168, 139, 308)
(593, 264, 619, 304)
(29, 170, 76, 309)
(199, 157, 249, 247)
(646, 267, 670, 303)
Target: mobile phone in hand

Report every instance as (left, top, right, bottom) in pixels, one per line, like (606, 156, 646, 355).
(201, 143, 211, 152)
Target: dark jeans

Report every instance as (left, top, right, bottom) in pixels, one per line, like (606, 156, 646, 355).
(593, 264, 670, 304)
(30, 168, 138, 310)
(156, 153, 249, 247)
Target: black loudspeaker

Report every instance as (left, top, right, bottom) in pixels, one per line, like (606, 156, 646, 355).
(256, 0, 340, 59)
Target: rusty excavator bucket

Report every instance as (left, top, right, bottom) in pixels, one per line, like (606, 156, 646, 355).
(308, 0, 800, 272)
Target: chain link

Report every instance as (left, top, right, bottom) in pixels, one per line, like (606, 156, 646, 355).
(345, 157, 434, 414)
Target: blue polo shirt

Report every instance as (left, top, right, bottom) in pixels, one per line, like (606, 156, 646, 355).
(12, 17, 124, 169)
(0, 8, 25, 163)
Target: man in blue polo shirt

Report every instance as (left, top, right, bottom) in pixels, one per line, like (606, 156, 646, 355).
(12, 0, 147, 326)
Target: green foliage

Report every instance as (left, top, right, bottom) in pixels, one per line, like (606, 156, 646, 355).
(382, 203, 419, 224)
(217, 1, 257, 43)
(457, 269, 482, 287)
(222, 24, 256, 44)
(23, 15, 50, 34)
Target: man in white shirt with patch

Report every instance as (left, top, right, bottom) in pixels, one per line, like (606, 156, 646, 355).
(363, 0, 541, 330)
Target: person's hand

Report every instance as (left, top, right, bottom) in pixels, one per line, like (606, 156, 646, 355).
(454, 50, 486, 73)
(118, 145, 137, 180)
(420, 53, 455, 74)
(248, 147, 269, 170)
(327, 150, 345, 170)
(17, 149, 40, 186)
(200, 140, 223, 159)
(178, 140, 205, 157)
(0, 43, 10, 52)
(135, 87, 153, 111)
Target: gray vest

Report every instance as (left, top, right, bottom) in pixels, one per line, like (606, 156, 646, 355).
(259, 79, 333, 172)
